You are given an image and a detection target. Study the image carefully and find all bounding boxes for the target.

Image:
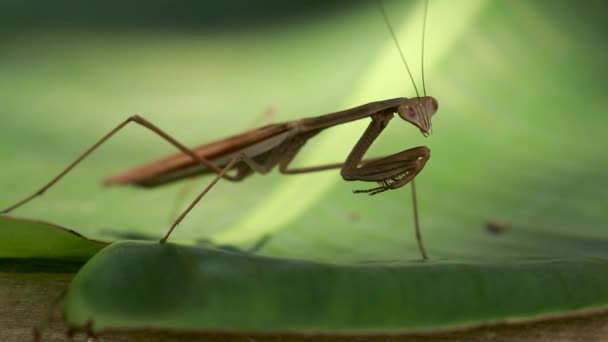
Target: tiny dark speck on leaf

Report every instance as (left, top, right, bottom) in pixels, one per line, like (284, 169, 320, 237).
(485, 219, 510, 235)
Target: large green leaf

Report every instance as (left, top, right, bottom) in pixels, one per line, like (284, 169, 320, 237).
(0, 214, 106, 261)
(1, 0, 605, 260)
(1, 0, 608, 337)
(64, 241, 608, 334)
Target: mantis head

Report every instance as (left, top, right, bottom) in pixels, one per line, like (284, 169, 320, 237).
(397, 96, 438, 137)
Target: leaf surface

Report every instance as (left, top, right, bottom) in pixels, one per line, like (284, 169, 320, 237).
(0, 214, 106, 261)
(1, 0, 607, 336)
(64, 241, 608, 334)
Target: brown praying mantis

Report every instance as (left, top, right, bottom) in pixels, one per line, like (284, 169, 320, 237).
(1, 1, 437, 260)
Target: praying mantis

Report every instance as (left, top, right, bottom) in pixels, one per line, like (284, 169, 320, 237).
(1, 1, 437, 260)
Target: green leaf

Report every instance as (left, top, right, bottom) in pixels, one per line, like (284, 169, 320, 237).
(2, 0, 608, 337)
(64, 241, 608, 334)
(0, 214, 107, 261)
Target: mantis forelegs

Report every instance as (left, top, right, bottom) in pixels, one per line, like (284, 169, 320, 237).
(340, 111, 429, 188)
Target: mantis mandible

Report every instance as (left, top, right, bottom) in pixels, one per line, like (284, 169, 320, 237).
(1, 1, 437, 260)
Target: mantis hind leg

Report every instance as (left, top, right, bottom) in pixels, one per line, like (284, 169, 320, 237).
(160, 150, 281, 243)
(1, 115, 237, 214)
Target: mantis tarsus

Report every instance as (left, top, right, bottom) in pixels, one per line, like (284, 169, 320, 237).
(1, 0, 437, 260)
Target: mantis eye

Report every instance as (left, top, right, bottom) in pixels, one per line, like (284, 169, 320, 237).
(405, 106, 416, 118)
(397, 104, 420, 123)
(429, 98, 439, 112)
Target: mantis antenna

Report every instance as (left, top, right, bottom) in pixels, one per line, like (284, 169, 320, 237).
(420, 0, 429, 96)
(421, 0, 429, 98)
(378, 0, 421, 100)
(421, 0, 431, 132)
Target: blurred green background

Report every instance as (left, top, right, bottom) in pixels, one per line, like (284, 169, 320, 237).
(1, 0, 607, 262)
